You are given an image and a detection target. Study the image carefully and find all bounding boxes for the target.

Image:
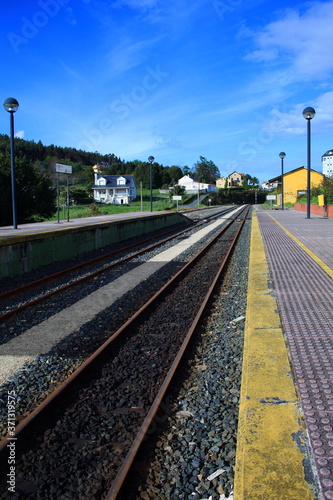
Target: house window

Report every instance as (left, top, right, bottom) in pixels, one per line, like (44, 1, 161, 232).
(117, 178, 125, 185)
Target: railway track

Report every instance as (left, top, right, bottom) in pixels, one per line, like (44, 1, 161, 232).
(0, 205, 250, 499)
(0, 206, 244, 428)
(0, 206, 235, 322)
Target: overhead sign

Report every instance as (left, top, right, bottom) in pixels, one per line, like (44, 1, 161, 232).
(266, 195, 276, 200)
(55, 163, 72, 174)
(172, 196, 182, 200)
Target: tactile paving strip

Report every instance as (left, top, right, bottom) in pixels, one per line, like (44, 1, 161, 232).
(258, 212, 333, 500)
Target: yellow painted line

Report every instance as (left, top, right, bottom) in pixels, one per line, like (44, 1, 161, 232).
(234, 212, 316, 500)
(267, 212, 333, 279)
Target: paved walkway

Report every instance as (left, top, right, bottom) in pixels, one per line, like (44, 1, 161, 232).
(236, 208, 333, 499)
(260, 209, 333, 270)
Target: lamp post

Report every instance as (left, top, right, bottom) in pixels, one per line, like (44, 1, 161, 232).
(302, 107, 316, 219)
(3, 98, 19, 229)
(279, 152, 286, 210)
(148, 155, 154, 212)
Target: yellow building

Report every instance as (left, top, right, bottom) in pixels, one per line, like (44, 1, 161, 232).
(216, 171, 244, 188)
(216, 177, 227, 188)
(268, 167, 325, 205)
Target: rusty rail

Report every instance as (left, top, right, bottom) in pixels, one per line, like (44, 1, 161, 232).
(0, 207, 235, 321)
(0, 205, 250, 497)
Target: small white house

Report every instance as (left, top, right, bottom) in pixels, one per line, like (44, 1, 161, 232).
(92, 167, 137, 204)
(177, 175, 216, 193)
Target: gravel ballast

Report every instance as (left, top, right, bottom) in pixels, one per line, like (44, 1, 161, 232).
(0, 208, 238, 437)
(121, 214, 250, 499)
(0, 207, 250, 499)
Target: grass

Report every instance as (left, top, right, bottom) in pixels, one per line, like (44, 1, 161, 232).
(47, 190, 200, 221)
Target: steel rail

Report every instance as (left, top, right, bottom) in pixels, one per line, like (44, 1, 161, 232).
(106, 204, 250, 499)
(0, 207, 235, 321)
(0, 205, 250, 492)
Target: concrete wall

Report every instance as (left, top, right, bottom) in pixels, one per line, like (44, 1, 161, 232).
(0, 213, 188, 280)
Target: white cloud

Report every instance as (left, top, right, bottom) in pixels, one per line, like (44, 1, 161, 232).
(108, 36, 164, 74)
(243, 2, 333, 79)
(14, 130, 24, 139)
(260, 90, 333, 137)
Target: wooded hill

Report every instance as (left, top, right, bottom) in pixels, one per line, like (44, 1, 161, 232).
(0, 134, 184, 226)
(0, 134, 183, 189)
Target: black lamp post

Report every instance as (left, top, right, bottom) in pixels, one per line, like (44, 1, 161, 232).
(148, 155, 154, 212)
(3, 98, 19, 229)
(302, 107, 316, 219)
(279, 152, 286, 210)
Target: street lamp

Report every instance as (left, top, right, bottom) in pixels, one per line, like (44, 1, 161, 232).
(302, 106, 316, 219)
(279, 152, 286, 210)
(148, 155, 154, 212)
(3, 98, 19, 229)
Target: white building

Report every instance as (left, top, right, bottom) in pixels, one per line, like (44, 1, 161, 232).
(92, 165, 137, 204)
(261, 180, 277, 190)
(322, 149, 333, 177)
(177, 175, 216, 193)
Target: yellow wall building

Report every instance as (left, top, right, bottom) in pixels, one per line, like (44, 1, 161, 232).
(268, 167, 325, 205)
(216, 171, 244, 188)
(216, 177, 227, 188)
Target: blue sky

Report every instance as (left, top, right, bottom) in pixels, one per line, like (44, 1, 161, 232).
(1, 0, 333, 183)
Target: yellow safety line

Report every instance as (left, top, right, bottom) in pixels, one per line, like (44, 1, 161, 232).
(267, 212, 333, 279)
(234, 211, 316, 500)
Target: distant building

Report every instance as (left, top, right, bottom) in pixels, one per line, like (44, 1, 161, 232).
(228, 171, 244, 186)
(268, 166, 325, 206)
(177, 175, 216, 193)
(261, 181, 277, 190)
(322, 149, 333, 177)
(216, 171, 244, 188)
(92, 164, 137, 204)
(216, 177, 227, 189)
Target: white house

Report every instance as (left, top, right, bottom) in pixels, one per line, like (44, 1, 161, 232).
(92, 166, 137, 204)
(177, 175, 216, 193)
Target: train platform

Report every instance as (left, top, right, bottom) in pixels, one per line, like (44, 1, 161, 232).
(0, 211, 163, 239)
(0, 210, 188, 280)
(235, 208, 333, 500)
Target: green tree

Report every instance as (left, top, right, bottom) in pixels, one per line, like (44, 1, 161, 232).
(312, 176, 333, 204)
(192, 156, 220, 184)
(133, 161, 150, 188)
(242, 174, 251, 188)
(70, 186, 93, 204)
(168, 165, 183, 183)
(133, 160, 163, 189)
(0, 151, 56, 226)
(168, 184, 186, 199)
